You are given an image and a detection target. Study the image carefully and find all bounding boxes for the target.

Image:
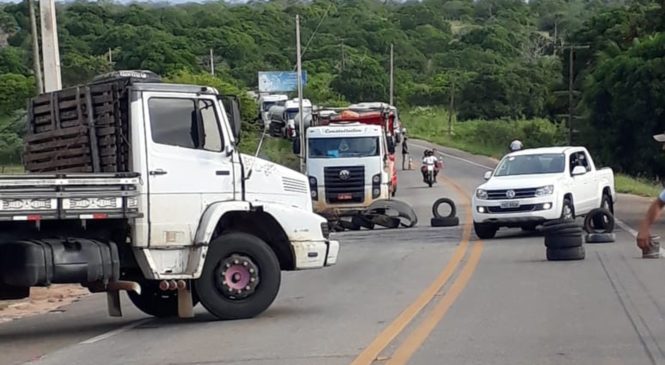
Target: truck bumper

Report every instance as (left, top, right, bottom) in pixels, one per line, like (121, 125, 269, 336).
(292, 238, 339, 269)
(312, 184, 390, 217)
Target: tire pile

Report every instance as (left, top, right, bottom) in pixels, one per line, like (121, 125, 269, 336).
(583, 208, 615, 243)
(541, 219, 585, 261)
(330, 199, 418, 232)
(430, 198, 459, 227)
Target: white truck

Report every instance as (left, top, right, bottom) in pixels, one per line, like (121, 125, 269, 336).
(472, 146, 615, 239)
(296, 123, 392, 217)
(258, 94, 288, 130)
(0, 71, 339, 320)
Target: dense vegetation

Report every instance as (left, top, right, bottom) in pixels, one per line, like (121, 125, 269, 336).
(0, 0, 663, 180)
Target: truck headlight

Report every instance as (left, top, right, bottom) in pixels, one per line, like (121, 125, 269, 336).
(372, 174, 381, 184)
(476, 189, 488, 200)
(535, 185, 554, 196)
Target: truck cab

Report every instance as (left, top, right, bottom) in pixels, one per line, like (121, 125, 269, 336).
(0, 71, 339, 321)
(258, 94, 287, 130)
(300, 123, 392, 217)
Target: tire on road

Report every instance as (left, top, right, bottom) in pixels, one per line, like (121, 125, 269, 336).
(195, 232, 281, 320)
(585, 233, 616, 244)
(352, 214, 375, 230)
(474, 222, 497, 239)
(370, 214, 401, 228)
(546, 246, 585, 261)
(544, 235, 583, 249)
(338, 219, 361, 231)
(584, 208, 614, 234)
(432, 198, 456, 219)
(540, 223, 583, 234)
(431, 216, 459, 227)
(542, 218, 575, 227)
(365, 199, 418, 228)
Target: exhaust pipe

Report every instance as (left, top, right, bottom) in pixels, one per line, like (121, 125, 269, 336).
(107, 280, 141, 295)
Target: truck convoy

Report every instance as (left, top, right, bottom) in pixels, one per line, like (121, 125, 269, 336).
(268, 98, 312, 139)
(0, 70, 339, 320)
(472, 146, 615, 239)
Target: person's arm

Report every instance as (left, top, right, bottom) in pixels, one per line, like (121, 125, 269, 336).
(637, 192, 665, 249)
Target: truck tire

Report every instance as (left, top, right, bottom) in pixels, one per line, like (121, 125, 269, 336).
(127, 280, 199, 318)
(370, 214, 401, 228)
(584, 208, 614, 234)
(474, 222, 497, 239)
(432, 198, 456, 219)
(195, 232, 280, 320)
(546, 246, 585, 261)
(544, 235, 583, 249)
(431, 216, 459, 227)
(585, 233, 616, 244)
(352, 214, 375, 230)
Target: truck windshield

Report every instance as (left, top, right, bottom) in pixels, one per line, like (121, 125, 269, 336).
(494, 153, 565, 176)
(308, 137, 380, 158)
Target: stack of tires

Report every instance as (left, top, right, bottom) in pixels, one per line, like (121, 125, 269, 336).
(584, 208, 615, 243)
(542, 219, 585, 261)
(431, 198, 459, 227)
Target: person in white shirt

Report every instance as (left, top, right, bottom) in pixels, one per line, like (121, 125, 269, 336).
(421, 150, 439, 182)
(509, 139, 523, 152)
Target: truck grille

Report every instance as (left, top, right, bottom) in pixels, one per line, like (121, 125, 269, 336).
(324, 166, 364, 203)
(487, 204, 537, 213)
(487, 188, 538, 200)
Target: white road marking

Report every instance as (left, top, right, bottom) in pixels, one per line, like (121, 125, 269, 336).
(411, 141, 646, 237)
(79, 318, 152, 345)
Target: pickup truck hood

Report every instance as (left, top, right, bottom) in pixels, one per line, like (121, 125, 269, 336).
(481, 173, 562, 190)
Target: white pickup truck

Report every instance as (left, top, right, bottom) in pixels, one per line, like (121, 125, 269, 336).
(472, 147, 615, 239)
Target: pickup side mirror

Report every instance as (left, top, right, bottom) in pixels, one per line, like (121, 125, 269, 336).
(572, 166, 587, 176)
(293, 138, 301, 155)
(219, 95, 242, 143)
(484, 171, 492, 180)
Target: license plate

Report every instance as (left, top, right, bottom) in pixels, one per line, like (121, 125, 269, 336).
(337, 193, 353, 200)
(500, 201, 520, 209)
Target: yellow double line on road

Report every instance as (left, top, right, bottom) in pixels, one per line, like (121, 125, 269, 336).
(350, 174, 484, 365)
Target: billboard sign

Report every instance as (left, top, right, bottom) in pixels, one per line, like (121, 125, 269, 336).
(258, 71, 308, 92)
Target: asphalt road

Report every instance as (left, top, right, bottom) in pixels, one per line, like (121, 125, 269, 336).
(3, 141, 665, 365)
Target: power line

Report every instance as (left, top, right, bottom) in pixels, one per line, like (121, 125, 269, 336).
(292, 2, 334, 72)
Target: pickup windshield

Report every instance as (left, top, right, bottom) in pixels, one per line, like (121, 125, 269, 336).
(494, 153, 566, 176)
(308, 137, 380, 158)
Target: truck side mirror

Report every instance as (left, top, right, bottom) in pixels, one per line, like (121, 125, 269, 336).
(219, 95, 242, 143)
(293, 138, 301, 155)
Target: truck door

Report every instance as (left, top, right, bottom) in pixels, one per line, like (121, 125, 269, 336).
(144, 93, 235, 247)
(569, 151, 594, 212)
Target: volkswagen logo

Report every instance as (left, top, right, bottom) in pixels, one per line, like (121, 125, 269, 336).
(506, 190, 516, 199)
(339, 170, 351, 180)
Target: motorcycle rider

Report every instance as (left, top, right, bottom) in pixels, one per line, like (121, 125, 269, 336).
(421, 150, 440, 182)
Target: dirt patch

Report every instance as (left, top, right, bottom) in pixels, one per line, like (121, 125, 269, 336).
(0, 285, 90, 323)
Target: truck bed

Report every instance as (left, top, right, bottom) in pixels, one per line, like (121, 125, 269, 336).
(0, 173, 141, 221)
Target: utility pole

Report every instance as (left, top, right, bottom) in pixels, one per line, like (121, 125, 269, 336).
(27, 0, 43, 94)
(389, 43, 394, 106)
(296, 14, 305, 173)
(448, 76, 455, 135)
(39, 0, 62, 92)
(559, 44, 590, 145)
(210, 48, 215, 76)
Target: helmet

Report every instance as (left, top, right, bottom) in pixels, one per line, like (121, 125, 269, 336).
(509, 140, 523, 152)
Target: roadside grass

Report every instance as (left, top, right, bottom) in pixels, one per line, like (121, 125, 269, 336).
(239, 123, 300, 171)
(402, 106, 661, 198)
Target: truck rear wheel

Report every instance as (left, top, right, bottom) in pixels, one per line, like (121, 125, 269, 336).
(195, 232, 280, 320)
(127, 280, 198, 318)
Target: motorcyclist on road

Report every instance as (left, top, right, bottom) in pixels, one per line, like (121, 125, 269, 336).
(421, 150, 440, 182)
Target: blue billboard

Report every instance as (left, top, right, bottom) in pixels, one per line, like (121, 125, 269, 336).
(258, 71, 308, 92)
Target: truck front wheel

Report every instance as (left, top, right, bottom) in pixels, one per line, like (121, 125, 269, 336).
(195, 232, 281, 320)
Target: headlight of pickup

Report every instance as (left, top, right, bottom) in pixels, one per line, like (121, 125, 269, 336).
(476, 189, 488, 200)
(535, 185, 554, 196)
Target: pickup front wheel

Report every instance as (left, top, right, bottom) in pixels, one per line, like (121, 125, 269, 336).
(195, 232, 280, 320)
(474, 222, 498, 239)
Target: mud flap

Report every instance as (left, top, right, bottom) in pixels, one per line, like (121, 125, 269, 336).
(178, 285, 194, 318)
(107, 291, 122, 317)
